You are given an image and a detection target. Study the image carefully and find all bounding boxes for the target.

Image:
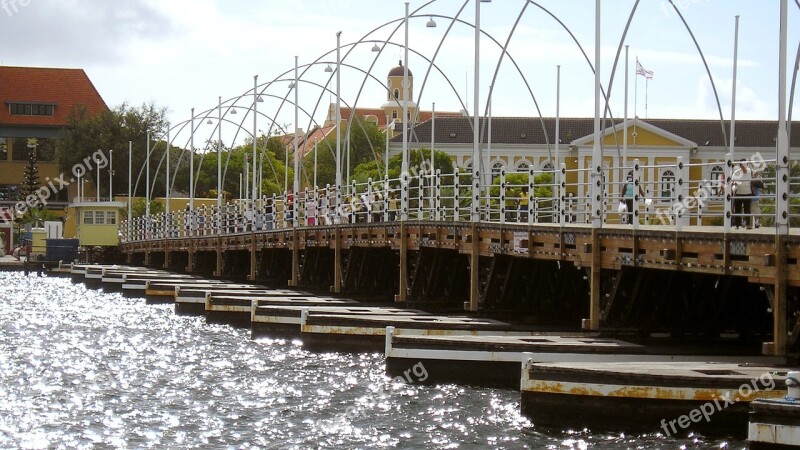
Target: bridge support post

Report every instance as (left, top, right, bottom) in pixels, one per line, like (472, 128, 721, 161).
(397, 222, 408, 303)
(584, 228, 602, 331)
(249, 231, 257, 281)
(333, 226, 342, 293)
(770, 233, 787, 357)
(468, 222, 480, 312)
(163, 239, 170, 269)
(186, 238, 194, 274)
(289, 229, 299, 287)
(214, 236, 222, 277)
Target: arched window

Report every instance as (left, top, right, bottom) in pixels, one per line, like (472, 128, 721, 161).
(392, 110, 398, 120)
(710, 165, 725, 197)
(541, 162, 555, 172)
(661, 169, 676, 200)
(491, 162, 504, 181)
(393, 89, 399, 99)
(465, 162, 473, 173)
(517, 160, 530, 172)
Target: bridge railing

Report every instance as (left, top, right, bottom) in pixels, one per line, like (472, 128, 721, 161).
(119, 157, 789, 243)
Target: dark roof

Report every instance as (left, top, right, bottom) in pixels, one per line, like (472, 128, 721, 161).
(0, 66, 108, 127)
(388, 62, 412, 78)
(392, 116, 800, 148)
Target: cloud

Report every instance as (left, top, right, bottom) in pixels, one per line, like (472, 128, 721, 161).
(0, 0, 174, 65)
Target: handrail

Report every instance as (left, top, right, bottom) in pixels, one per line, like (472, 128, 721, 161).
(119, 159, 788, 243)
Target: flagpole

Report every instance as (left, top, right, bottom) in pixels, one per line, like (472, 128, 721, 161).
(645, 78, 649, 119)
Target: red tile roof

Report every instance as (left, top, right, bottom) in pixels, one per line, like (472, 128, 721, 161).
(0, 66, 108, 127)
(328, 104, 463, 129)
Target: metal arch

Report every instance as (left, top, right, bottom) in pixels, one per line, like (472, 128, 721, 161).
(245, 58, 413, 180)
(481, 1, 556, 166)
(131, 128, 170, 201)
(602, 0, 641, 161)
(302, 39, 469, 179)
(261, 60, 410, 179)
(189, 92, 319, 192)
(667, 0, 728, 148)
(405, 2, 470, 164)
(525, 2, 617, 132)
(163, 102, 290, 196)
(336, 40, 469, 177)
(787, 0, 800, 147)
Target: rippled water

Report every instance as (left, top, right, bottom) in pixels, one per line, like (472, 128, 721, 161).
(0, 272, 745, 449)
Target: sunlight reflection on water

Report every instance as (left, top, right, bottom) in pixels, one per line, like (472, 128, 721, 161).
(0, 272, 741, 449)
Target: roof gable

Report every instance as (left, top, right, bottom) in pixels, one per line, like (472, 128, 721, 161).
(571, 119, 697, 148)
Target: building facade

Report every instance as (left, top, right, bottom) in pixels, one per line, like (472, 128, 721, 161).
(0, 66, 108, 212)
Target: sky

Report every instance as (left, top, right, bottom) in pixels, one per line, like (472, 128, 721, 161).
(1, 0, 798, 145)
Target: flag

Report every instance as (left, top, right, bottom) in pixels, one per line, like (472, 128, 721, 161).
(636, 59, 654, 80)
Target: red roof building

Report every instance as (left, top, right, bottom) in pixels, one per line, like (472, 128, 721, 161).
(0, 66, 108, 207)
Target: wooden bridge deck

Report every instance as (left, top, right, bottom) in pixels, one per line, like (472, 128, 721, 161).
(121, 221, 800, 357)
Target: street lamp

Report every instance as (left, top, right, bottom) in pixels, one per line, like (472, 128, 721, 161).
(472, 0, 491, 222)
(146, 129, 151, 221)
(189, 108, 195, 210)
(217, 97, 223, 211)
(252, 75, 259, 205)
(335, 31, 342, 223)
(108, 149, 113, 201)
(401, 1, 410, 221)
(293, 55, 300, 227)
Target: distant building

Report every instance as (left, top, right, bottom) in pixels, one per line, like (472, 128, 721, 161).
(0, 66, 108, 211)
(390, 115, 800, 224)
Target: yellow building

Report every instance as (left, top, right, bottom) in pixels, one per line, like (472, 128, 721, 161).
(0, 66, 108, 218)
(64, 201, 125, 247)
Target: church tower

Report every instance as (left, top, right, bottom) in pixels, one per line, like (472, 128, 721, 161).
(381, 61, 417, 125)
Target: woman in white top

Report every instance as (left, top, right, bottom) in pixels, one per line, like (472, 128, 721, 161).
(732, 159, 753, 229)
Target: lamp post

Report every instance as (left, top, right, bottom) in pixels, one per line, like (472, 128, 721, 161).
(96, 151, 101, 203)
(591, 0, 602, 229)
(472, 0, 492, 222)
(385, 114, 390, 179)
(165, 127, 171, 214)
(252, 75, 259, 205)
(335, 31, 342, 222)
(108, 149, 113, 201)
(189, 108, 195, 210)
(293, 55, 300, 227)
(217, 97, 223, 210)
(430, 102, 435, 215)
(401, 1, 410, 221)
(127, 140, 132, 240)
(146, 130, 151, 219)
(313, 140, 318, 191)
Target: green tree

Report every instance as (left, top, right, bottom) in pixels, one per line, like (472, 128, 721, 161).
(22, 138, 40, 208)
(58, 102, 169, 199)
(178, 135, 291, 200)
(488, 172, 555, 222)
(759, 163, 800, 227)
(351, 148, 454, 184)
(302, 118, 385, 188)
(131, 198, 165, 218)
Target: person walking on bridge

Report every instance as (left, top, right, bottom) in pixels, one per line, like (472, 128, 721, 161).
(732, 159, 753, 229)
